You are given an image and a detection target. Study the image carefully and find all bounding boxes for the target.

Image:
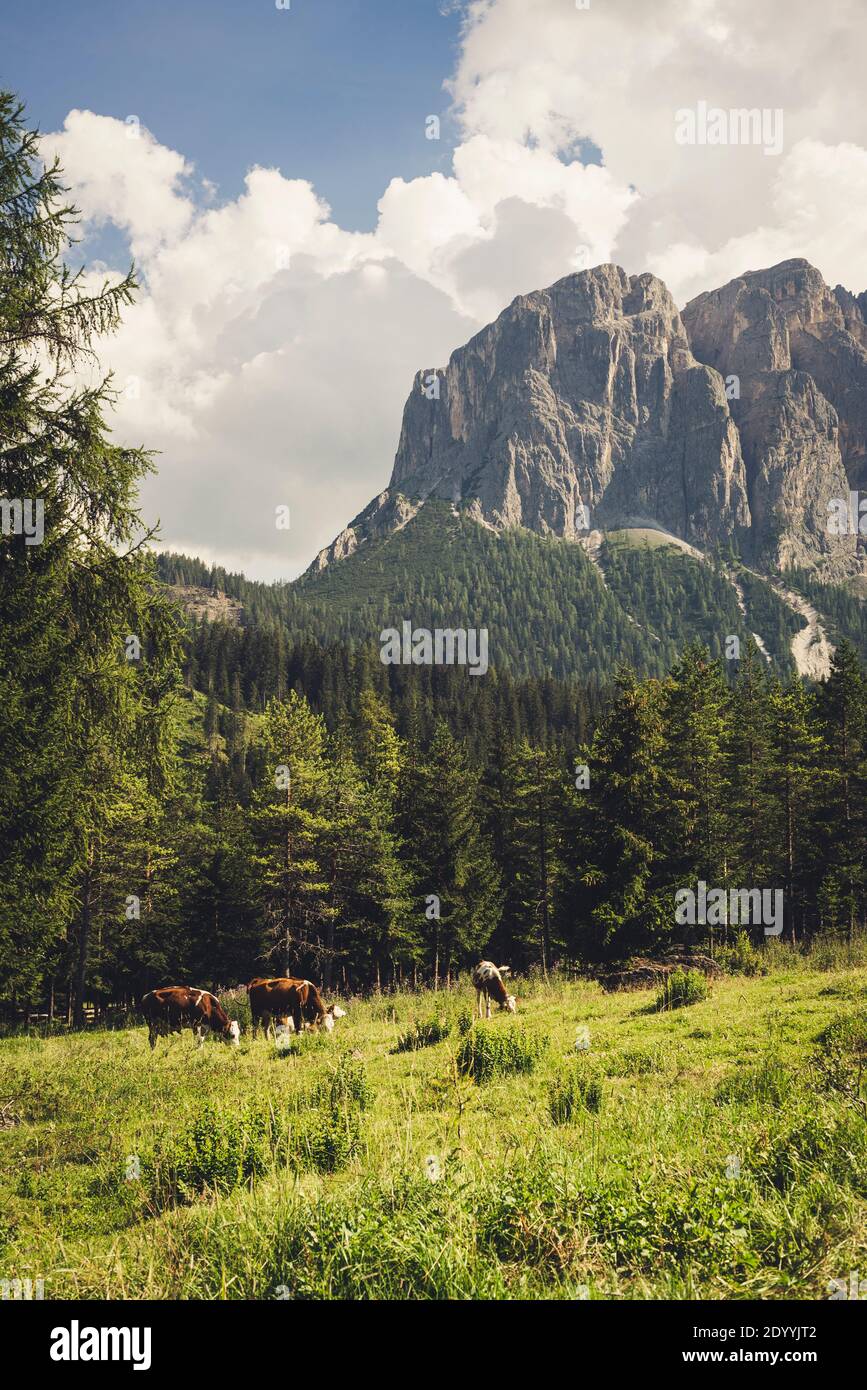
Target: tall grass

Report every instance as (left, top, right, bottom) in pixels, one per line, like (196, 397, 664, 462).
(2, 954, 866, 1300)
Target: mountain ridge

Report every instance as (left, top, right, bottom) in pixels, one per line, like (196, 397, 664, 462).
(309, 258, 867, 583)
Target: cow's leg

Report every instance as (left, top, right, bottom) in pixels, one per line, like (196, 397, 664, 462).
(486, 992, 492, 1020)
(291, 1002, 303, 1035)
(148, 1024, 157, 1050)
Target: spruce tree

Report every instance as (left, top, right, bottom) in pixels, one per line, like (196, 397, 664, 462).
(249, 693, 331, 975)
(403, 721, 501, 983)
(814, 641, 866, 942)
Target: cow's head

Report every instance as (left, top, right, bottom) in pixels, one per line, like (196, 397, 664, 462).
(225, 1019, 241, 1044)
(322, 1003, 346, 1033)
(503, 995, 517, 1013)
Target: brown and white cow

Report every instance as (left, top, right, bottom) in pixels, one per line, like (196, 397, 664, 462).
(471, 961, 517, 1018)
(246, 977, 346, 1038)
(140, 986, 241, 1049)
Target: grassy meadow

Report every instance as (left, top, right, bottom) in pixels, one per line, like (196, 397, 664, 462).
(1, 947, 866, 1301)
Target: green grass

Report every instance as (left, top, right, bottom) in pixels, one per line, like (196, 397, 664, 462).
(604, 527, 691, 551)
(1, 959, 866, 1300)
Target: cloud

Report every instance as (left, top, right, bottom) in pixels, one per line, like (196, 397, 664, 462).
(45, 110, 194, 258)
(42, 0, 867, 578)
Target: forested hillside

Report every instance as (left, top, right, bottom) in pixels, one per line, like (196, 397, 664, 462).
(157, 517, 828, 688)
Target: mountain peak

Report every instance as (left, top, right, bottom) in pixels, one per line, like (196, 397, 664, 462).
(310, 260, 866, 581)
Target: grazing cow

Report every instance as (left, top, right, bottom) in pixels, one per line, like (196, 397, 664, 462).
(247, 977, 346, 1038)
(140, 986, 240, 1049)
(472, 961, 517, 1018)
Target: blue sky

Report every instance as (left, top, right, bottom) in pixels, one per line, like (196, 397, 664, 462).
(0, 0, 464, 231)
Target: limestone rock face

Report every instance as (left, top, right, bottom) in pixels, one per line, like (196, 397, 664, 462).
(309, 491, 421, 572)
(310, 259, 866, 578)
(683, 260, 863, 572)
(389, 264, 750, 546)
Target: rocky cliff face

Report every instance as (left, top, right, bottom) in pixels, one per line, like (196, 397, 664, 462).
(682, 259, 865, 572)
(310, 260, 866, 578)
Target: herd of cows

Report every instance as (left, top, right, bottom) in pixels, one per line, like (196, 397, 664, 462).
(139, 962, 518, 1049)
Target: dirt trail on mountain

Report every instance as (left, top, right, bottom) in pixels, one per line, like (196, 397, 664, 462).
(580, 527, 834, 676)
(723, 570, 772, 664)
(768, 582, 835, 680)
(621, 529, 834, 678)
(733, 566, 834, 679)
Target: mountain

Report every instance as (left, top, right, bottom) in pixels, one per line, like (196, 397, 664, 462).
(277, 260, 865, 681)
(160, 261, 867, 684)
(310, 263, 750, 570)
(310, 259, 865, 581)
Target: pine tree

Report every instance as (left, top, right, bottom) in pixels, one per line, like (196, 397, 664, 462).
(560, 669, 666, 958)
(659, 644, 730, 896)
(402, 721, 501, 984)
(814, 642, 866, 942)
(249, 693, 331, 975)
(724, 643, 773, 921)
(498, 740, 564, 972)
(766, 678, 823, 943)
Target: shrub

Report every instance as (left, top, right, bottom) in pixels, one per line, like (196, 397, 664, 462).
(313, 1052, 372, 1112)
(809, 1011, 867, 1112)
(293, 1105, 363, 1174)
(655, 968, 709, 1011)
(755, 1111, 867, 1194)
(150, 1100, 274, 1203)
(548, 1064, 604, 1123)
(807, 935, 867, 972)
(814, 1010, 867, 1061)
(393, 1016, 450, 1053)
(456, 1026, 547, 1084)
(475, 1163, 761, 1279)
(717, 934, 768, 977)
(294, 1051, 370, 1173)
(218, 986, 251, 1034)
